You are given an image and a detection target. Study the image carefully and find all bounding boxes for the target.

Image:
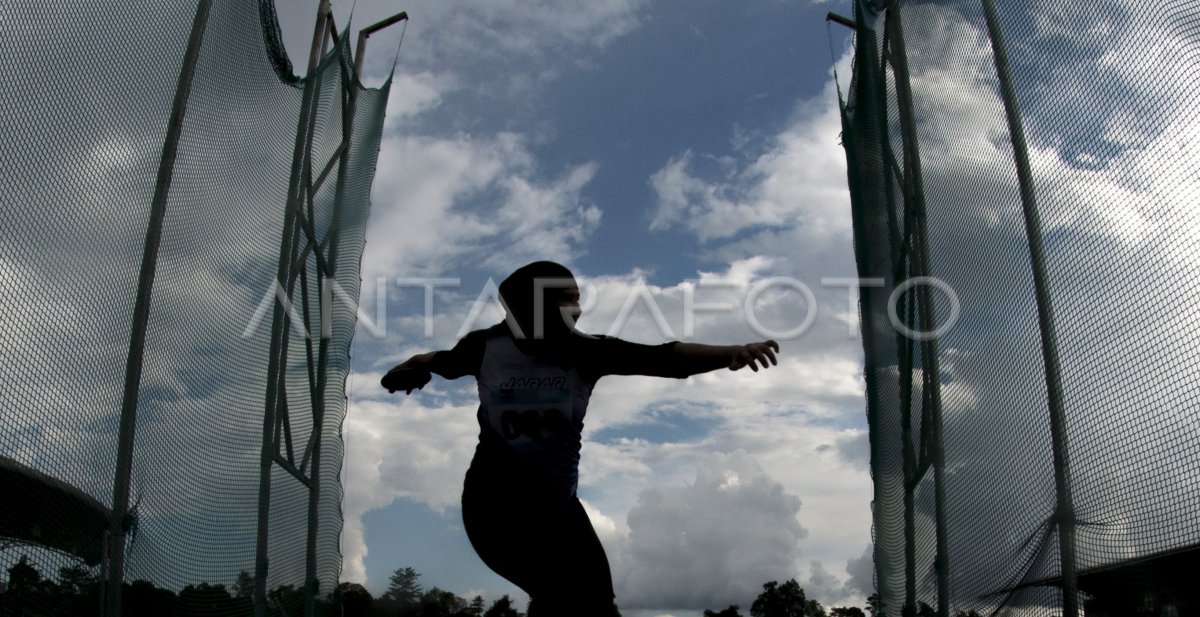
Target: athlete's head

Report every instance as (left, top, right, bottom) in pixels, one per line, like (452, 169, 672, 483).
(499, 261, 580, 339)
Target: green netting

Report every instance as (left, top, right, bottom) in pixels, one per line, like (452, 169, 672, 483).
(0, 1, 389, 615)
(840, 0, 1200, 615)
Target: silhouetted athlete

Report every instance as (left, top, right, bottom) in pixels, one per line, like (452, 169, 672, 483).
(382, 261, 779, 617)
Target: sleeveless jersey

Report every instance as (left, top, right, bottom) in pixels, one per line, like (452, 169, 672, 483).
(474, 329, 595, 499)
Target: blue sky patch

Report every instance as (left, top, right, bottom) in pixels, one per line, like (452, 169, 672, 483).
(592, 405, 724, 445)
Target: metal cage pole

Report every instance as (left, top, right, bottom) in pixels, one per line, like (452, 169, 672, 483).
(883, 2, 951, 615)
(873, 18, 921, 617)
(104, 2, 212, 615)
(255, 2, 331, 616)
(301, 37, 358, 617)
(979, 1, 1078, 615)
(869, 12, 920, 617)
(301, 7, 335, 617)
(355, 12, 409, 78)
(842, 9, 902, 616)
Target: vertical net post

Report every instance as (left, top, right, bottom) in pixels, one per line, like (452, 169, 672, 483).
(301, 44, 358, 617)
(979, 1, 1078, 614)
(103, 2, 212, 615)
(301, 7, 341, 616)
(255, 2, 332, 616)
(883, 2, 951, 615)
(840, 4, 905, 614)
(874, 18, 921, 617)
(882, 16, 919, 612)
(301, 11, 328, 617)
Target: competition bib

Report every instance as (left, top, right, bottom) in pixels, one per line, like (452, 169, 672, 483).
(486, 375, 573, 454)
(476, 334, 589, 458)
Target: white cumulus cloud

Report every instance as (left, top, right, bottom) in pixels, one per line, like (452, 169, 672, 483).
(614, 450, 807, 611)
(364, 132, 601, 279)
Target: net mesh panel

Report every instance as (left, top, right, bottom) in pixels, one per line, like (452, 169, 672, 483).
(841, 0, 1200, 615)
(0, 1, 389, 615)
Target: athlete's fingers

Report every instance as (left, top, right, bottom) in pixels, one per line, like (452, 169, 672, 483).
(759, 340, 779, 367)
(749, 345, 773, 370)
(732, 342, 782, 372)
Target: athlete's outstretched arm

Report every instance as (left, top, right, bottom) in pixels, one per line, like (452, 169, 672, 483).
(673, 340, 780, 373)
(382, 333, 486, 394)
(380, 353, 437, 394)
(388, 351, 445, 374)
(593, 338, 780, 379)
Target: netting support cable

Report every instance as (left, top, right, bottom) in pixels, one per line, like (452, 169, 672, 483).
(103, 2, 212, 616)
(979, 1, 1078, 615)
(884, 2, 951, 615)
(256, 1, 332, 616)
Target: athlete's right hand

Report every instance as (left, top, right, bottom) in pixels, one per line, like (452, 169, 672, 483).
(381, 367, 432, 394)
(729, 340, 779, 372)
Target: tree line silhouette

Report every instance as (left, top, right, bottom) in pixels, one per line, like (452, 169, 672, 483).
(0, 558, 523, 617)
(1, 554, 314, 617)
(2, 556, 977, 617)
(702, 579, 871, 617)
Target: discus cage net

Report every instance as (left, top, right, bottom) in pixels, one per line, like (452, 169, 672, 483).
(0, 1, 394, 615)
(840, 0, 1200, 616)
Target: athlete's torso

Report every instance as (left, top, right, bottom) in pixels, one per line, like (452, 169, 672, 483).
(472, 328, 595, 499)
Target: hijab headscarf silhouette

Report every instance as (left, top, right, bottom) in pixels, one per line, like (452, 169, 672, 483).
(498, 261, 580, 352)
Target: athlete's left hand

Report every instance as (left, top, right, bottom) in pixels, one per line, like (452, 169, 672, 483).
(381, 367, 432, 394)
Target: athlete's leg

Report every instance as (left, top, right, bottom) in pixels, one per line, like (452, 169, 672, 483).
(524, 497, 620, 617)
(461, 471, 543, 594)
(462, 473, 620, 615)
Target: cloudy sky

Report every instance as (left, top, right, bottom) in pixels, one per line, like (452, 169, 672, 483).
(3, 0, 1197, 614)
(272, 0, 872, 615)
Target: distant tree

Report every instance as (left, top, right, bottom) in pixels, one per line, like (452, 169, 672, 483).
(0, 558, 101, 616)
(57, 564, 97, 595)
(806, 598, 827, 617)
(751, 579, 808, 617)
(466, 595, 487, 616)
(420, 586, 467, 616)
(372, 595, 401, 616)
(54, 565, 100, 616)
(232, 570, 255, 598)
(385, 567, 425, 608)
(4, 555, 52, 612)
(336, 581, 373, 616)
(830, 607, 866, 617)
(6, 555, 41, 593)
(180, 582, 235, 617)
(705, 605, 746, 617)
(865, 594, 882, 617)
(483, 594, 521, 617)
(267, 583, 305, 617)
(124, 579, 179, 617)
